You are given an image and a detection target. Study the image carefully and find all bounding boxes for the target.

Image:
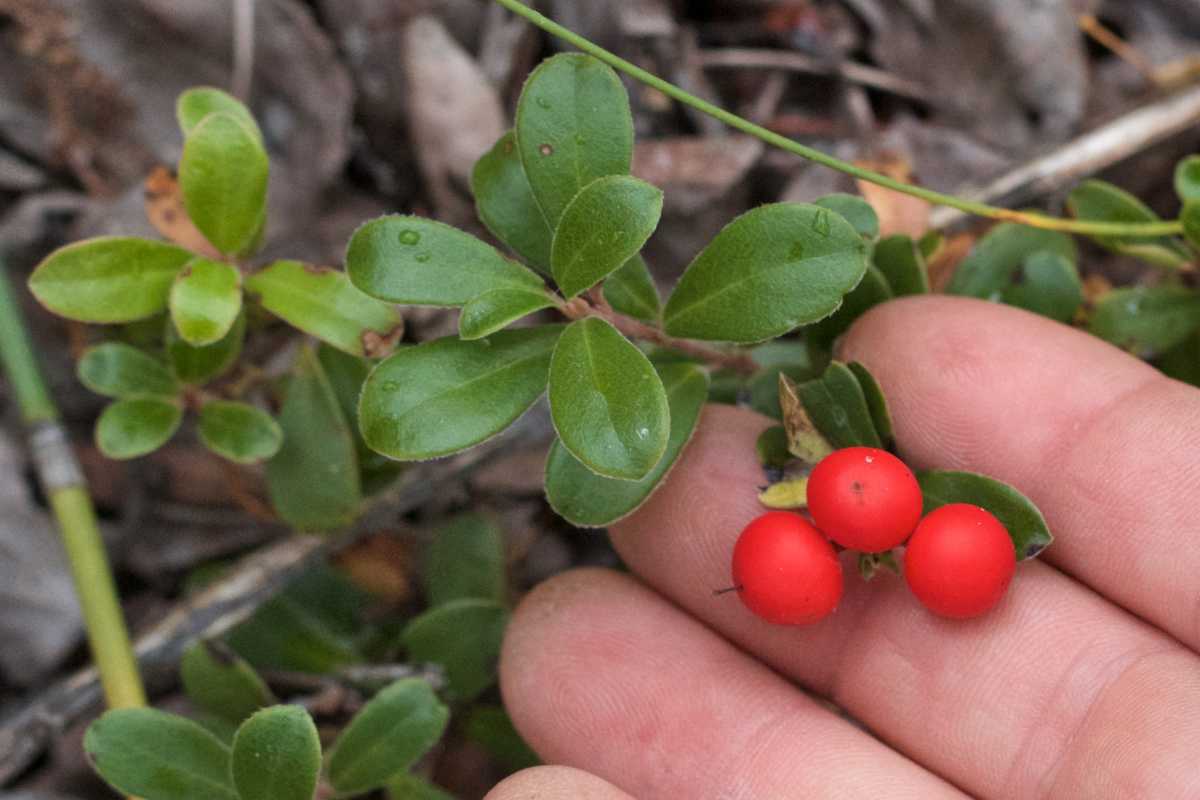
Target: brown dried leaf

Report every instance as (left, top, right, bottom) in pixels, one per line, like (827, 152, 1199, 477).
(927, 231, 976, 292)
(778, 373, 834, 464)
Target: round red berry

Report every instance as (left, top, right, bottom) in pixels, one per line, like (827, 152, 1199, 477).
(731, 511, 843, 625)
(806, 447, 923, 553)
(904, 503, 1016, 619)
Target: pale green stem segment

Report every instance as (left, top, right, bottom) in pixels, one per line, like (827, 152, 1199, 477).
(493, 0, 1184, 239)
(0, 261, 146, 710)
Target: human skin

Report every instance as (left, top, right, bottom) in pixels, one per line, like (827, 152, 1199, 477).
(485, 296, 1200, 799)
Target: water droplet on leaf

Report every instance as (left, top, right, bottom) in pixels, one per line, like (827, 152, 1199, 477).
(398, 230, 420, 245)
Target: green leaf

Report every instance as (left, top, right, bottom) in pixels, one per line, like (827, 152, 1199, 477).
(472, 130, 553, 272)
(1067, 179, 1190, 268)
(424, 512, 507, 606)
(96, 396, 183, 459)
(246, 259, 405, 357)
(755, 425, 791, 470)
(545, 363, 707, 526)
(662, 203, 868, 343)
(846, 361, 894, 449)
(166, 309, 245, 384)
(515, 53, 634, 226)
(746, 339, 822, 420)
(359, 325, 562, 460)
(550, 175, 663, 298)
(198, 400, 283, 464)
(458, 287, 556, 340)
(388, 774, 457, 800)
(181, 640, 274, 724)
(548, 317, 669, 480)
(84, 708, 237, 800)
(1158, 329, 1200, 387)
(267, 346, 361, 530)
(78, 342, 178, 399)
(1181, 199, 1200, 251)
(1175, 155, 1200, 203)
(806, 265, 893, 350)
(230, 706, 321, 800)
(796, 361, 881, 449)
(778, 373, 835, 463)
(180, 111, 269, 255)
(873, 235, 930, 296)
(401, 599, 509, 703)
(169, 257, 243, 346)
(814, 193, 879, 239)
(463, 706, 540, 772)
(177, 86, 262, 142)
(1000, 251, 1083, 323)
(603, 254, 660, 322)
(29, 237, 192, 323)
(947, 223, 1076, 299)
(347, 215, 544, 306)
(327, 678, 450, 795)
(917, 470, 1053, 560)
(1089, 286, 1200, 356)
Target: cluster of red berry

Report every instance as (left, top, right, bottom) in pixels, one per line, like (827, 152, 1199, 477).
(731, 447, 1016, 623)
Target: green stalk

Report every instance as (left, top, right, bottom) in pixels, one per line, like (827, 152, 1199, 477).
(494, 0, 1183, 239)
(0, 261, 145, 710)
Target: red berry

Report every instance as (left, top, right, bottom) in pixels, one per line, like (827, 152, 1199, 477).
(731, 511, 843, 625)
(806, 447, 923, 553)
(904, 504, 1016, 619)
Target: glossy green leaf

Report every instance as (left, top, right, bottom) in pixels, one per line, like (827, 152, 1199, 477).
(458, 287, 556, 340)
(327, 678, 450, 794)
(464, 706, 541, 772)
(814, 193, 879, 239)
(359, 325, 562, 460)
(29, 237, 192, 323)
(947, 223, 1076, 299)
(96, 397, 183, 459)
(346, 215, 544, 306)
(198, 400, 283, 464)
(246, 259, 405, 357)
(424, 512, 506, 607)
(472, 130, 553, 272)
(662, 203, 868, 343)
(1158, 329, 1200, 387)
(181, 640, 274, 724)
(846, 361, 893, 449)
(1181, 199, 1200, 251)
(180, 112, 269, 255)
(551, 175, 663, 298)
(515, 53, 634, 226)
(1089, 286, 1200, 356)
(230, 706, 321, 800)
(873, 234, 930, 296)
(1000, 251, 1083, 323)
(177, 86, 262, 141)
(796, 361, 881, 449)
(807, 265, 892, 350)
(1067, 180, 1189, 268)
(401, 599, 509, 703)
(548, 318, 669, 480)
(1175, 155, 1200, 202)
(169, 257, 243, 345)
(78, 342, 178, 399)
(166, 309, 245, 384)
(388, 774, 457, 800)
(267, 346, 361, 530)
(918, 470, 1053, 560)
(603, 254, 660, 322)
(545, 363, 707, 526)
(84, 708, 237, 800)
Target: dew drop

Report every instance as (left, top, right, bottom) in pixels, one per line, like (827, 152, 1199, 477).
(398, 229, 421, 246)
(789, 241, 806, 260)
(414, 251, 431, 263)
(539, 143, 554, 157)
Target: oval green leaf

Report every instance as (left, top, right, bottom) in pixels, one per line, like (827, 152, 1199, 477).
(359, 325, 563, 460)
(1067, 179, 1190, 268)
(424, 512, 507, 606)
(177, 86, 262, 141)
(96, 396, 183, 459)
(917, 470, 1053, 560)
(548, 317, 669, 480)
(947, 223, 1076, 299)
(603, 254, 660, 322)
(198, 400, 283, 464)
(1000, 251, 1083, 323)
(458, 287, 556, 340)
(806, 264, 892, 350)
(346, 215, 544, 306)
(873, 234, 930, 296)
(181, 639, 275, 724)
(169, 257, 243, 346)
(550, 175, 663, 298)
(546, 363, 708, 526)
(231, 706, 321, 800)
(796, 361, 881, 449)
(84, 708, 237, 800)
(29, 237, 192, 323)
(814, 193, 879, 239)
(180, 111, 269, 255)
(472, 130, 553, 272)
(1175, 155, 1200, 202)
(1089, 286, 1200, 356)
(516, 53, 634, 225)
(401, 598, 509, 703)
(78, 342, 178, 399)
(327, 678, 450, 795)
(662, 203, 868, 343)
(246, 259, 405, 357)
(166, 309, 245, 384)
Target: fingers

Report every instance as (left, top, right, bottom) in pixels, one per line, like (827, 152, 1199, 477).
(608, 404, 1200, 799)
(838, 295, 1200, 649)
(500, 569, 965, 800)
(484, 766, 635, 799)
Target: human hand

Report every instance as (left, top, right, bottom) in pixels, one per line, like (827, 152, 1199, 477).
(485, 295, 1200, 800)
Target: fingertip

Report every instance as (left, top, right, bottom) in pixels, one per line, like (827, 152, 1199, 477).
(485, 765, 635, 800)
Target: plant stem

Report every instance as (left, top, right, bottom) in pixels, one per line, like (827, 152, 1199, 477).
(0, 261, 146, 710)
(494, 0, 1184, 239)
